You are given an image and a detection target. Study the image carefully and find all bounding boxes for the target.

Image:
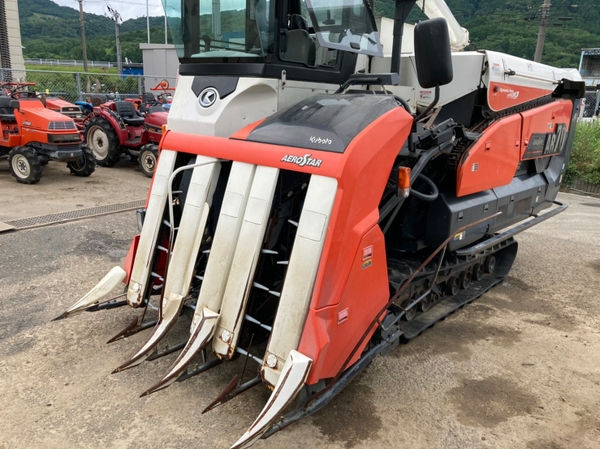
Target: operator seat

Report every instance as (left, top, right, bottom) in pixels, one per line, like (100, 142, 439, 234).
(0, 97, 17, 122)
(115, 101, 145, 126)
(281, 14, 316, 66)
(92, 95, 109, 104)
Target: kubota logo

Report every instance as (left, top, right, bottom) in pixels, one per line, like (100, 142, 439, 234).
(309, 136, 332, 145)
(199, 88, 218, 108)
(281, 154, 323, 167)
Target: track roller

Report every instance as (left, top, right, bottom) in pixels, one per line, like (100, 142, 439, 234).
(419, 293, 433, 312)
(484, 255, 496, 273)
(473, 263, 484, 281)
(446, 276, 460, 296)
(459, 270, 471, 289)
(402, 297, 417, 321)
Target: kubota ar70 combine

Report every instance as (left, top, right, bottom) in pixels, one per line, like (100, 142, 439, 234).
(55, 0, 584, 447)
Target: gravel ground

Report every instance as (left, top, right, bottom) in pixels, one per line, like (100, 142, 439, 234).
(0, 174, 599, 449)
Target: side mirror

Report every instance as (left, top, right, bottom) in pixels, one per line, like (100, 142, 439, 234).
(10, 100, 20, 112)
(414, 18, 453, 88)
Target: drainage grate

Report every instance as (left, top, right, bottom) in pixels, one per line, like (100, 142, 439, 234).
(4, 199, 146, 230)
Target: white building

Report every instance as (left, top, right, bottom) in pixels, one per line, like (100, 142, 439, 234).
(140, 43, 179, 92)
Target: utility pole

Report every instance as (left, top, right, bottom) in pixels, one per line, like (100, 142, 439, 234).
(107, 5, 122, 74)
(534, 0, 551, 63)
(146, 0, 150, 44)
(77, 0, 88, 72)
(165, 13, 168, 44)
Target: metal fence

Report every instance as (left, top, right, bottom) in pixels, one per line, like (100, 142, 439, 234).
(568, 175, 600, 197)
(0, 68, 176, 103)
(582, 90, 599, 118)
(24, 59, 118, 69)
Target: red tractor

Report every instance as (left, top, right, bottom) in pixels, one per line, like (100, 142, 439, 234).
(83, 96, 168, 177)
(44, 96, 86, 129)
(0, 88, 94, 184)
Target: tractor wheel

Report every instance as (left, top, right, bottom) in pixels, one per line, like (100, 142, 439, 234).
(8, 146, 42, 184)
(67, 146, 96, 177)
(139, 145, 159, 178)
(85, 117, 121, 167)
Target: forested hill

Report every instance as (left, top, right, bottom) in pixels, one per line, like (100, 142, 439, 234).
(377, 0, 600, 68)
(19, 0, 170, 63)
(19, 0, 600, 68)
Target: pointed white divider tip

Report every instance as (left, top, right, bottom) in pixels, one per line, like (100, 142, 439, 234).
(230, 350, 312, 449)
(65, 266, 126, 315)
(142, 308, 220, 395)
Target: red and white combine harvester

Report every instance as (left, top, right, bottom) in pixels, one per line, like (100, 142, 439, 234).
(55, 0, 584, 447)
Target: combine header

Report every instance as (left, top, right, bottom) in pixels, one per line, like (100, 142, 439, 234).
(55, 0, 584, 447)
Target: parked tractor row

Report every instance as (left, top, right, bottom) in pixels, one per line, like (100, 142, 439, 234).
(0, 81, 171, 184)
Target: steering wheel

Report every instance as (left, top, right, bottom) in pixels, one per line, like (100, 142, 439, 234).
(11, 90, 37, 99)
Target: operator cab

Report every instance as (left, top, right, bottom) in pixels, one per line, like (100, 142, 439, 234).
(163, 0, 383, 84)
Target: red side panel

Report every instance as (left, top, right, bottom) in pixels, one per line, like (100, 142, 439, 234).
(488, 82, 553, 112)
(521, 100, 573, 160)
(162, 107, 414, 384)
(457, 114, 522, 197)
(230, 118, 266, 140)
(123, 234, 140, 284)
(299, 226, 389, 384)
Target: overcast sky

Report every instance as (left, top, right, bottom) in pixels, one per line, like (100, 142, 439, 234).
(51, 0, 165, 21)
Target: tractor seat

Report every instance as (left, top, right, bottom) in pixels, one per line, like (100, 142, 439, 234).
(282, 29, 316, 66)
(0, 97, 16, 122)
(115, 101, 145, 126)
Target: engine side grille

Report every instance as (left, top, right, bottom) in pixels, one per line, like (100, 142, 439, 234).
(48, 121, 77, 130)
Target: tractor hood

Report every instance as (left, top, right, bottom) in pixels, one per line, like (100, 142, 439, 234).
(18, 98, 78, 131)
(145, 110, 168, 129)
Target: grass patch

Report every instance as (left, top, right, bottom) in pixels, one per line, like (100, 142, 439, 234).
(566, 121, 600, 185)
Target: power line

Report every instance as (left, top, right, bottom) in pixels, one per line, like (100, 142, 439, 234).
(106, 3, 122, 74)
(534, 0, 551, 62)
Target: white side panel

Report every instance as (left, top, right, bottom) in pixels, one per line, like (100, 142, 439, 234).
(161, 157, 220, 303)
(126, 150, 178, 307)
(376, 18, 414, 55)
(483, 50, 583, 89)
(168, 76, 278, 137)
(371, 52, 485, 108)
(261, 176, 337, 387)
(212, 166, 279, 359)
(194, 162, 257, 325)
